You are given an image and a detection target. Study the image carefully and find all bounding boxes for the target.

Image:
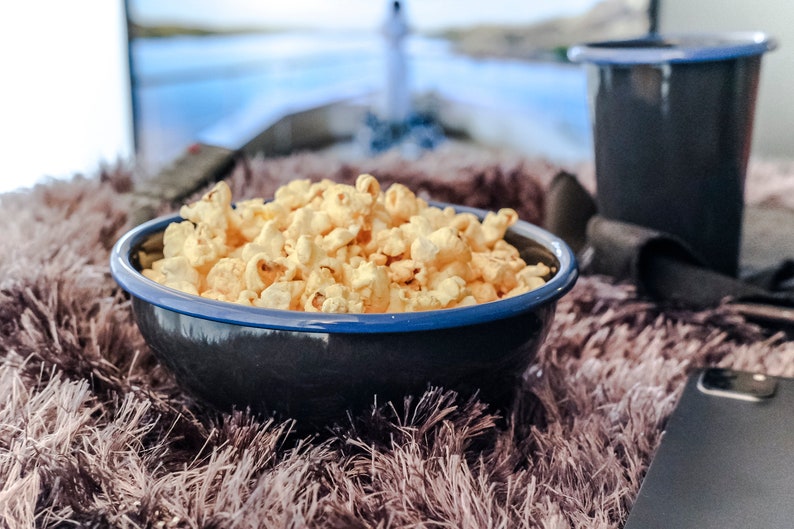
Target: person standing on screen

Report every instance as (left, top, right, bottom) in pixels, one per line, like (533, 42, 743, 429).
(381, 0, 410, 126)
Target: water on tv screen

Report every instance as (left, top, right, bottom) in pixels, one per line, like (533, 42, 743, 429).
(126, 0, 655, 174)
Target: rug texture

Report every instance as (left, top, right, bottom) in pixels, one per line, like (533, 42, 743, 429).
(1, 146, 793, 528)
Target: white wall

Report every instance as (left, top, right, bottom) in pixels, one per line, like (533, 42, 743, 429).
(659, 1, 793, 158)
(0, 0, 134, 194)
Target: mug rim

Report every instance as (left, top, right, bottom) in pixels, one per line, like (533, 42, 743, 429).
(568, 31, 777, 65)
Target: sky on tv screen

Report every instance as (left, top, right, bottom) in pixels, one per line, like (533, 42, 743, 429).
(129, 0, 606, 31)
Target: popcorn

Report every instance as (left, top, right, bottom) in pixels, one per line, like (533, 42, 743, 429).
(203, 257, 246, 301)
(427, 226, 471, 266)
(162, 221, 194, 259)
(256, 281, 303, 310)
(182, 224, 224, 272)
(243, 253, 283, 292)
(141, 174, 552, 313)
(250, 221, 285, 261)
(142, 255, 200, 295)
(383, 182, 422, 223)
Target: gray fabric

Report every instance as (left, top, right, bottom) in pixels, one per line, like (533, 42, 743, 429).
(545, 171, 794, 328)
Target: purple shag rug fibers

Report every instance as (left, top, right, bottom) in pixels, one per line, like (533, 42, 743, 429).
(1, 146, 792, 528)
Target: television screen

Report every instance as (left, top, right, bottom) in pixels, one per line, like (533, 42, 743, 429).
(127, 0, 655, 174)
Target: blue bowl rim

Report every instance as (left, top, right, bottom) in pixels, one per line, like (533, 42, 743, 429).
(110, 202, 578, 334)
(568, 31, 776, 65)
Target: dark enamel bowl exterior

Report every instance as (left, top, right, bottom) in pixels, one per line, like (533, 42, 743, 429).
(110, 203, 578, 429)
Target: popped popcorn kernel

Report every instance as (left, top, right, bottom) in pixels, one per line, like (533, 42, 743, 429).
(142, 177, 552, 313)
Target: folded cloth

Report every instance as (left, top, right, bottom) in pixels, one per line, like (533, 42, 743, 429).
(543, 171, 597, 255)
(544, 171, 794, 327)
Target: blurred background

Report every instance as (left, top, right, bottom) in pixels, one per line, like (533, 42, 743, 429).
(1, 0, 791, 194)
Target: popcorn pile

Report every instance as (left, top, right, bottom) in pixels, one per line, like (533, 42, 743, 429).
(141, 174, 551, 313)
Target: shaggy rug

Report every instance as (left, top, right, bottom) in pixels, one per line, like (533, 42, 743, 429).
(1, 145, 793, 528)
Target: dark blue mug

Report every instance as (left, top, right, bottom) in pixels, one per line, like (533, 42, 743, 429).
(569, 32, 776, 276)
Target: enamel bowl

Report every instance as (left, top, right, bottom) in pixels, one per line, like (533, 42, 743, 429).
(110, 203, 578, 430)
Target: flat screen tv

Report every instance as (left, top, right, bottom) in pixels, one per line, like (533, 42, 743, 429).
(126, 0, 656, 175)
